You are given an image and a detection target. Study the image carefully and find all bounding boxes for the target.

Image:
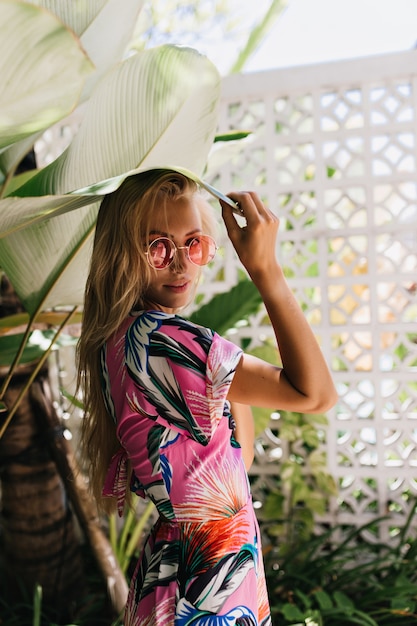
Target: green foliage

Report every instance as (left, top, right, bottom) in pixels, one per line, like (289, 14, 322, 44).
(0, 551, 111, 625)
(0, 329, 77, 367)
(4, 512, 417, 625)
(189, 278, 263, 336)
(109, 502, 155, 576)
(265, 505, 417, 625)
(260, 409, 338, 550)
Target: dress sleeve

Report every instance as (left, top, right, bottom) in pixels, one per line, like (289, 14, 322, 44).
(206, 331, 243, 428)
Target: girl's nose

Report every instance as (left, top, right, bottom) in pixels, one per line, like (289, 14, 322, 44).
(170, 247, 188, 272)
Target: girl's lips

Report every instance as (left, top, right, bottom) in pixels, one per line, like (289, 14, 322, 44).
(165, 281, 189, 293)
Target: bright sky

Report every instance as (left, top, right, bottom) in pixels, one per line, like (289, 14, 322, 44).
(207, 0, 417, 74)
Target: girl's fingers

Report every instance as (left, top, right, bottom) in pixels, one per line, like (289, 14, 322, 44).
(221, 192, 278, 238)
(227, 191, 261, 218)
(219, 192, 280, 277)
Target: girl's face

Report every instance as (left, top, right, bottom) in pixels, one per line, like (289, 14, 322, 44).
(143, 194, 206, 313)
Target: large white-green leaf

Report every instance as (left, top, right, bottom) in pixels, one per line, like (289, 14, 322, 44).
(13, 45, 221, 197)
(0, 0, 94, 151)
(30, 0, 145, 101)
(0, 203, 98, 313)
(0, 134, 43, 185)
(0, 194, 101, 238)
(78, 0, 145, 100)
(0, 0, 143, 181)
(0, 45, 221, 313)
(34, 0, 108, 35)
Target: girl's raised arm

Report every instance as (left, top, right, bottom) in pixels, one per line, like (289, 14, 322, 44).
(223, 192, 337, 414)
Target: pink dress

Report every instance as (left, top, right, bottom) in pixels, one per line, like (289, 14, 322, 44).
(101, 310, 272, 625)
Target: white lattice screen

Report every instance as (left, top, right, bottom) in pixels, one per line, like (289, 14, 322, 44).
(204, 51, 417, 541)
(36, 51, 417, 541)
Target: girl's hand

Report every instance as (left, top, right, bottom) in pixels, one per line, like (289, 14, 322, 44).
(220, 192, 280, 282)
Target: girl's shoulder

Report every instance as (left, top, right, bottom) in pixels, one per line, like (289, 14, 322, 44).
(129, 310, 212, 333)
(119, 310, 216, 365)
(128, 310, 214, 342)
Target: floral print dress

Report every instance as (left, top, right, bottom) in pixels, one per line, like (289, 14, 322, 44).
(101, 310, 272, 625)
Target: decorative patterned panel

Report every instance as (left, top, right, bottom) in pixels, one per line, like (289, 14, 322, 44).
(209, 52, 417, 542)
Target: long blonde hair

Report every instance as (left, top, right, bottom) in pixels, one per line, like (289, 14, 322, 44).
(77, 170, 216, 513)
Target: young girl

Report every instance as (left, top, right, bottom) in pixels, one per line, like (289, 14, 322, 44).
(77, 169, 337, 625)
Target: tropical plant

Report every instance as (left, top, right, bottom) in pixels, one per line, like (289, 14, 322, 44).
(265, 503, 417, 625)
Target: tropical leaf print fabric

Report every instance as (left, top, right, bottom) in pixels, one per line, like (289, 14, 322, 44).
(101, 311, 272, 625)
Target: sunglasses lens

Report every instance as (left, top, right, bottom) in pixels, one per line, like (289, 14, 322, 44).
(188, 236, 217, 266)
(148, 238, 174, 269)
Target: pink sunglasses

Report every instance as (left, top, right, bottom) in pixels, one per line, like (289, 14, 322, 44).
(145, 235, 217, 270)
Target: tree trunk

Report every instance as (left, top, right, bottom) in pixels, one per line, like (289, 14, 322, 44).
(0, 365, 87, 623)
(31, 372, 129, 617)
(0, 271, 87, 622)
(0, 273, 128, 621)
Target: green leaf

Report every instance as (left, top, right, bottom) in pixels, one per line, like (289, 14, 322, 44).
(313, 590, 333, 611)
(40, 0, 145, 101)
(295, 589, 313, 610)
(33, 583, 42, 626)
(0, 194, 100, 239)
(3, 169, 39, 195)
(263, 491, 285, 519)
(0, 310, 82, 332)
(252, 406, 274, 436)
(391, 596, 416, 611)
(0, 202, 98, 313)
(61, 388, 84, 410)
(0, 0, 94, 150)
(214, 131, 252, 142)
(300, 424, 320, 447)
(333, 591, 355, 609)
(281, 603, 306, 621)
(189, 279, 262, 336)
(302, 494, 326, 515)
(315, 471, 338, 496)
(0, 134, 43, 186)
(249, 342, 281, 367)
(306, 413, 329, 426)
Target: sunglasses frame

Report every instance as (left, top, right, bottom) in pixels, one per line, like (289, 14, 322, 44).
(145, 235, 218, 270)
